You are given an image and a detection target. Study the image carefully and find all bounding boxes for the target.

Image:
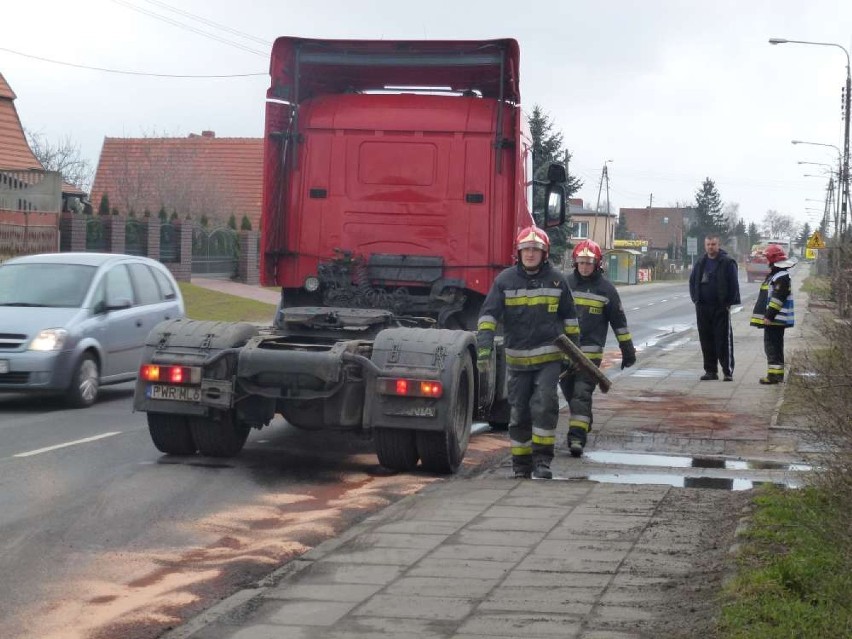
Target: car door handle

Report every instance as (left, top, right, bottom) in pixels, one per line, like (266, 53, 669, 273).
(136, 320, 143, 327)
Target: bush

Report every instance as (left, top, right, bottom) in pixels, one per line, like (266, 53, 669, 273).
(240, 215, 252, 231)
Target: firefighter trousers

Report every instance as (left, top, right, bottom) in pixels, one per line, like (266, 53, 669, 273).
(507, 361, 561, 473)
(763, 325, 785, 379)
(696, 303, 734, 376)
(560, 368, 597, 447)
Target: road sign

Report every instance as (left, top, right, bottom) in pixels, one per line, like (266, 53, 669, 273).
(687, 236, 698, 256)
(806, 231, 826, 249)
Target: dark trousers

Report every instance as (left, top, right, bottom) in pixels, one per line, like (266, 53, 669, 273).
(696, 303, 734, 376)
(764, 325, 785, 377)
(560, 368, 597, 447)
(508, 361, 561, 473)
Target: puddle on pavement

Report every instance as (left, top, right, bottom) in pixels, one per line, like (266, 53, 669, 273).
(581, 473, 801, 490)
(584, 450, 811, 472)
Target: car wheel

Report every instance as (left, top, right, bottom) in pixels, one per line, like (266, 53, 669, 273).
(66, 354, 99, 408)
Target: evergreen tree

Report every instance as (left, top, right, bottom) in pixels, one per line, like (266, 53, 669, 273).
(227, 214, 237, 230)
(170, 210, 179, 221)
(98, 193, 110, 217)
(200, 214, 209, 228)
(158, 206, 167, 222)
(798, 222, 812, 247)
(240, 215, 252, 231)
(615, 213, 631, 240)
(143, 208, 151, 218)
(747, 222, 761, 249)
(527, 105, 583, 265)
(691, 177, 726, 240)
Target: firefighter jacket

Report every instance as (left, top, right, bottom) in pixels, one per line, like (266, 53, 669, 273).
(750, 267, 794, 328)
(477, 261, 580, 370)
(567, 268, 635, 363)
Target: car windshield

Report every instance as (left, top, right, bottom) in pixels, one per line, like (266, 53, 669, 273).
(0, 263, 97, 307)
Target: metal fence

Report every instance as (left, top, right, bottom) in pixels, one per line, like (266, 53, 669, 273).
(192, 226, 238, 278)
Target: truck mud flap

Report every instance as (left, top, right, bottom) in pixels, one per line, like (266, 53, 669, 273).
(366, 327, 476, 433)
(133, 318, 259, 415)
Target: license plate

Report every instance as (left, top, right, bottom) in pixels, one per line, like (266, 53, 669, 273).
(147, 384, 201, 402)
(0, 360, 8, 374)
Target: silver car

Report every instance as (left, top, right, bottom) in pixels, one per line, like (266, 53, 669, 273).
(0, 253, 185, 407)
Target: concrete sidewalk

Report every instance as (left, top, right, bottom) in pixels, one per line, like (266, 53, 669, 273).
(173, 268, 813, 639)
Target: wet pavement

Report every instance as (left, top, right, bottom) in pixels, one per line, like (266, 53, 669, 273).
(168, 268, 815, 638)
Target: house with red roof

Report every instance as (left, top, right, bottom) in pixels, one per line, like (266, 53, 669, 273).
(90, 131, 263, 229)
(0, 71, 85, 214)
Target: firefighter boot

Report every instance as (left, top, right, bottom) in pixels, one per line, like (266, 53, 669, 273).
(567, 426, 588, 458)
(531, 461, 553, 480)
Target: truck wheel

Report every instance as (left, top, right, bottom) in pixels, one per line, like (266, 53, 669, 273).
(65, 353, 99, 408)
(148, 413, 196, 455)
(190, 411, 250, 458)
(416, 358, 474, 474)
(374, 428, 419, 472)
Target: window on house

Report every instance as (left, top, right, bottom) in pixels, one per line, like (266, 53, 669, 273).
(571, 221, 589, 238)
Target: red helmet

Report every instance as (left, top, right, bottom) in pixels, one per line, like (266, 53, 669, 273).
(764, 244, 787, 264)
(516, 226, 550, 258)
(572, 239, 603, 263)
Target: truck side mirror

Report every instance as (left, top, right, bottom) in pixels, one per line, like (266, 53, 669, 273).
(546, 162, 567, 183)
(543, 184, 566, 228)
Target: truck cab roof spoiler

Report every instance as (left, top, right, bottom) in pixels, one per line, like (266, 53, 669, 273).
(269, 37, 520, 104)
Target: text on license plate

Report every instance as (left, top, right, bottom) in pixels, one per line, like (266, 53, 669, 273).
(147, 384, 201, 402)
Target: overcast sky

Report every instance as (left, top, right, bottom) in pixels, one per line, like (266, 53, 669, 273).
(3, 0, 850, 228)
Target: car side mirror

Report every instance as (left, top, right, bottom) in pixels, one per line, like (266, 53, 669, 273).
(546, 162, 567, 183)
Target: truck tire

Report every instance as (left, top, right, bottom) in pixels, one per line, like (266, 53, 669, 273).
(416, 357, 474, 474)
(148, 413, 196, 455)
(374, 428, 419, 472)
(190, 411, 250, 458)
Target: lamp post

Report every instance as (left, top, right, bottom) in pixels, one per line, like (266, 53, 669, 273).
(772, 38, 850, 236)
(794, 140, 843, 236)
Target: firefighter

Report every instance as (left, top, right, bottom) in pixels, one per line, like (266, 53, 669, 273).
(561, 240, 636, 457)
(750, 244, 795, 384)
(477, 226, 580, 479)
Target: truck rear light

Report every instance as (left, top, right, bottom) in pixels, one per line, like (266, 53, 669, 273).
(377, 377, 443, 398)
(140, 364, 201, 385)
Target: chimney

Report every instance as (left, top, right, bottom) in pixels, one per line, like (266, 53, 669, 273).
(201, 130, 215, 138)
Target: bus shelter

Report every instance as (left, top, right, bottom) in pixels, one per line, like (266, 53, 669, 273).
(604, 248, 641, 284)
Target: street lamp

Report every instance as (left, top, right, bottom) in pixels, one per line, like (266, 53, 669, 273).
(772, 37, 851, 235)
(794, 140, 842, 235)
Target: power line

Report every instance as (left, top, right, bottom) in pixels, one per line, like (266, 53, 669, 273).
(111, 0, 268, 57)
(140, 0, 271, 46)
(0, 46, 265, 78)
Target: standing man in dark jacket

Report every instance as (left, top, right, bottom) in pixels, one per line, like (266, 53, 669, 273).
(561, 240, 636, 457)
(477, 226, 580, 480)
(688, 234, 741, 381)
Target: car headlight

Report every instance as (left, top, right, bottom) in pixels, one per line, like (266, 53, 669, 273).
(304, 276, 320, 293)
(29, 329, 69, 352)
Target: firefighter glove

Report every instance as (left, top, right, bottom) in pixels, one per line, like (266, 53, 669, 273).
(620, 345, 636, 370)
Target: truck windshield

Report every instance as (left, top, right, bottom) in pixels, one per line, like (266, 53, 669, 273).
(0, 263, 96, 307)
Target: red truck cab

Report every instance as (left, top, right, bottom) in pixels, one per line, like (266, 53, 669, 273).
(261, 37, 565, 328)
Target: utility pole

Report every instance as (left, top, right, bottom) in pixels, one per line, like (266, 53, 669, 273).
(648, 193, 653, 208)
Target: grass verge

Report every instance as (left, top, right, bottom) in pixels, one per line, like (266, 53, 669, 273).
(179, 282, 277, 323)
(719, 485, 852, 638)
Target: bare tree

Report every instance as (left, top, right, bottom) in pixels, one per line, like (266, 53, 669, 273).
(24, 129, 93, 192)
(761, 210, 797, 239)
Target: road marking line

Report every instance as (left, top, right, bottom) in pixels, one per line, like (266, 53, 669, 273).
(14, 432, 122, 458)
(631, 307, 640, 310)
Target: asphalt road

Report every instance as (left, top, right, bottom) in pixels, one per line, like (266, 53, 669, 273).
(0, 276, 761, 639)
